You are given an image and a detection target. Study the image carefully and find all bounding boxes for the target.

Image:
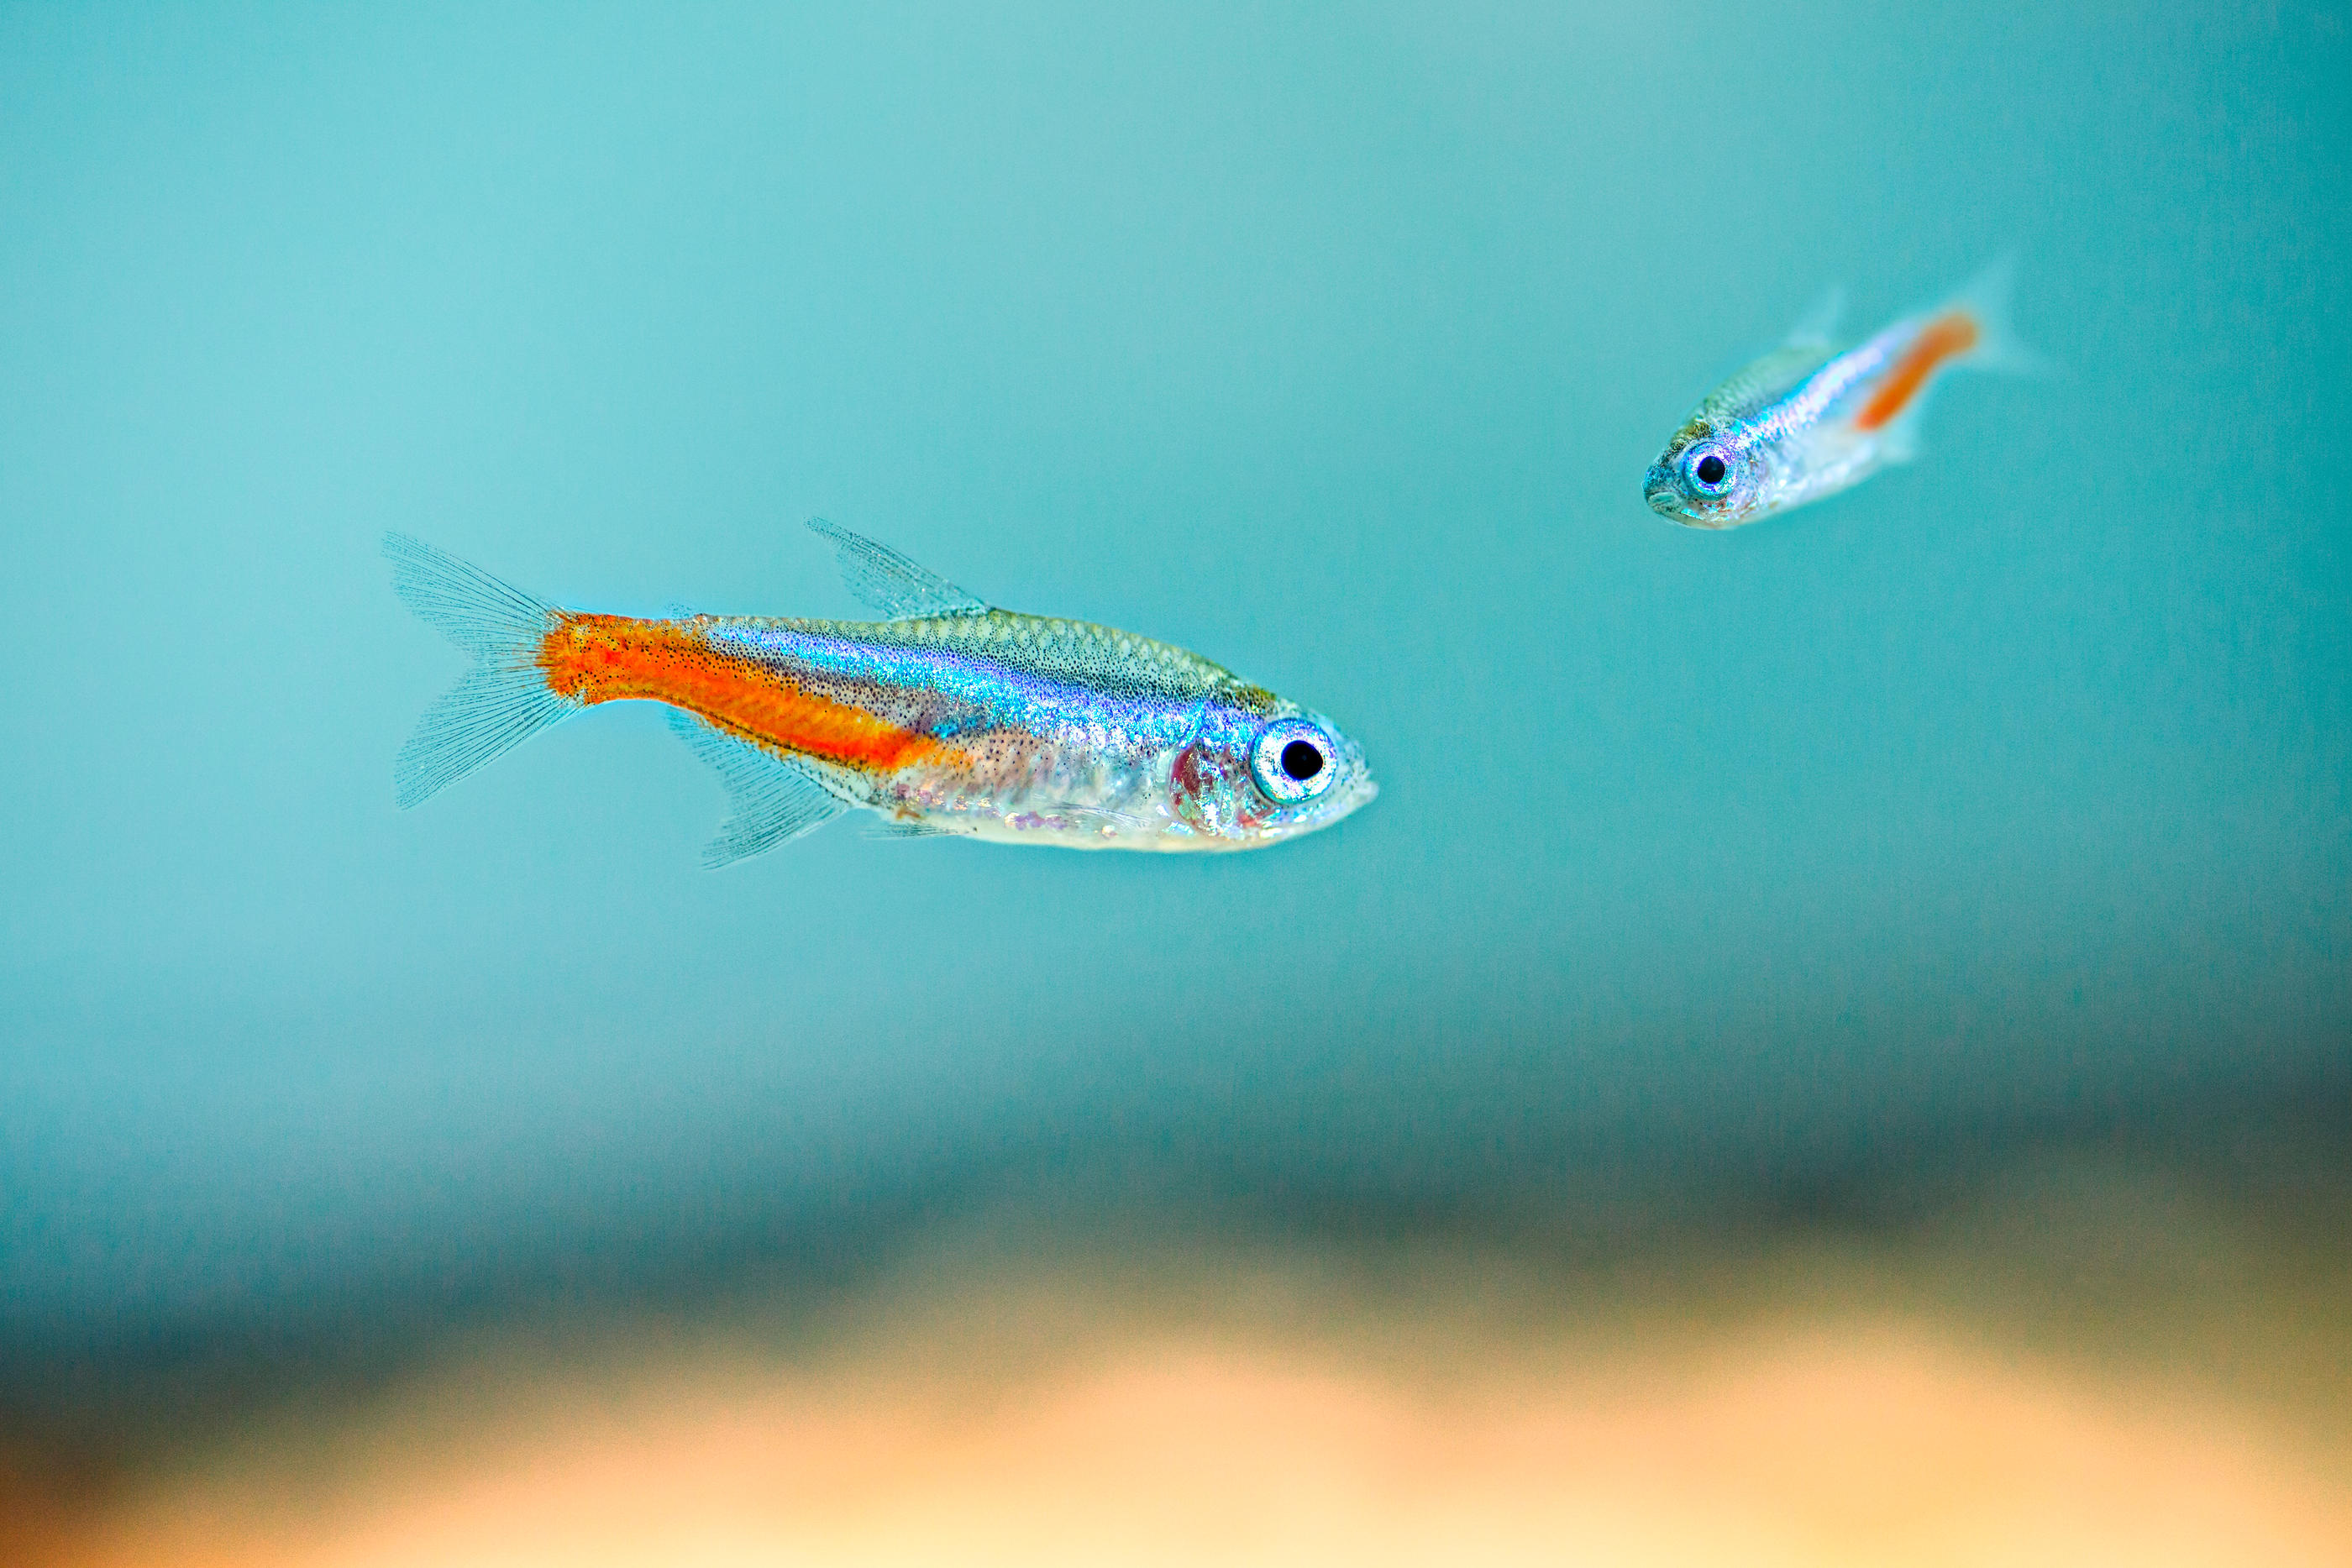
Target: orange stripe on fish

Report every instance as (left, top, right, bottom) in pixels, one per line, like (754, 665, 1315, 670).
(537, 612, 953, 773)
(1852, 312, 1979, 432)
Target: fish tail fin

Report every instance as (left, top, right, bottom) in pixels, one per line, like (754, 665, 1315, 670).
(1851, 255, 2046, 435)
(1938, 252, 2045, 376)
(383, 533, 578, 809)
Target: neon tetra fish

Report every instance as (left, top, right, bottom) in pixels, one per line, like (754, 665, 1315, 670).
(1644, 258, 2037, 529)
(385, 522, 1374, 863)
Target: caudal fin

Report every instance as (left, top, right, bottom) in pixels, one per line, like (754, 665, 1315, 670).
(1937, 253, 2045, 375)
(383, 533, 577, 809)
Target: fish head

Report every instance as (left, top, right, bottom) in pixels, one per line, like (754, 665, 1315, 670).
(1644, 420, 1772, 529)
(1167, 693, 1377, 848)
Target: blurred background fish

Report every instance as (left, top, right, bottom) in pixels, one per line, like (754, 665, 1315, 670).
(2, 2, 2346, 1564)
(1643, 260, 2034, 529)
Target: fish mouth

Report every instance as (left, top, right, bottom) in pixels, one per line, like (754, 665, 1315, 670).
(1306, 775, 1378, 837)
(1641, 464, 1684, 518)
(1315, 761, 1378, 831)
(1646, 470, 1741, 529)
(1326, 756, 1378, 815)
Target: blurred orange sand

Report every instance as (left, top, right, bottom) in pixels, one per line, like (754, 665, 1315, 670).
(8, 1157, 2349, 1566)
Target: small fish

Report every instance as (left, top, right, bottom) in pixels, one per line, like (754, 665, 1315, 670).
(385, 521, 1374, 863)
(1644, 258, 2036, 528)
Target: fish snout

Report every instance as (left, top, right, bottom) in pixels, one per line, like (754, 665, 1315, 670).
(1642, 466, 1685, 519)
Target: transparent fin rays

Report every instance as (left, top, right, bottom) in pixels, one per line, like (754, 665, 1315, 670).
(666, 708, 850, 868)
(393, 665, 576, 810)
(1784, 285, 1845, 348)
(806, 517, 990, 621)
(382, 533, 579, 810)
(863, 819, 963, 840)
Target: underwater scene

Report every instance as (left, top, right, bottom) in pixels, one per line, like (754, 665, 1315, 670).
(3, 3, 2348, 1562)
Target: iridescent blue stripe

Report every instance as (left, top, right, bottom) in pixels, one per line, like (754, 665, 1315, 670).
(702, 623, 1205, 747)
(1756, 326, 1908, 442)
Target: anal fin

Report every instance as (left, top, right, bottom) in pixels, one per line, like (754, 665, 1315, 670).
(667, 709, 851, 868)
(864, 819, 963, 841)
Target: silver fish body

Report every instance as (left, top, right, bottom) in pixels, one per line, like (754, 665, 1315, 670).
(684, 606, 1375, 853)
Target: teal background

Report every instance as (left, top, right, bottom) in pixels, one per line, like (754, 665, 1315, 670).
(2, 4, 2346, 1340)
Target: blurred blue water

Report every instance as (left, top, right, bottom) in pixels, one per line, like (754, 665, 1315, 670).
(3, 2, 2346, 1333)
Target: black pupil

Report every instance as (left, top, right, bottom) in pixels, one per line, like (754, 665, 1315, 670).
(1694, 454, 1727, 486)
(1279, 739, 1325, 782)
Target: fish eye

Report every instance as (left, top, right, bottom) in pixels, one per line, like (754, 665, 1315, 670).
(1686, 446, 1732, 493)
(1251, 719, 1339, 805)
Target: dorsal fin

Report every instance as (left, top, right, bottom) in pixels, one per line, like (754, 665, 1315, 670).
(666, 708, 851, 868)
(1784, 284, 1845, 348)
(806, 517, 989, 621)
